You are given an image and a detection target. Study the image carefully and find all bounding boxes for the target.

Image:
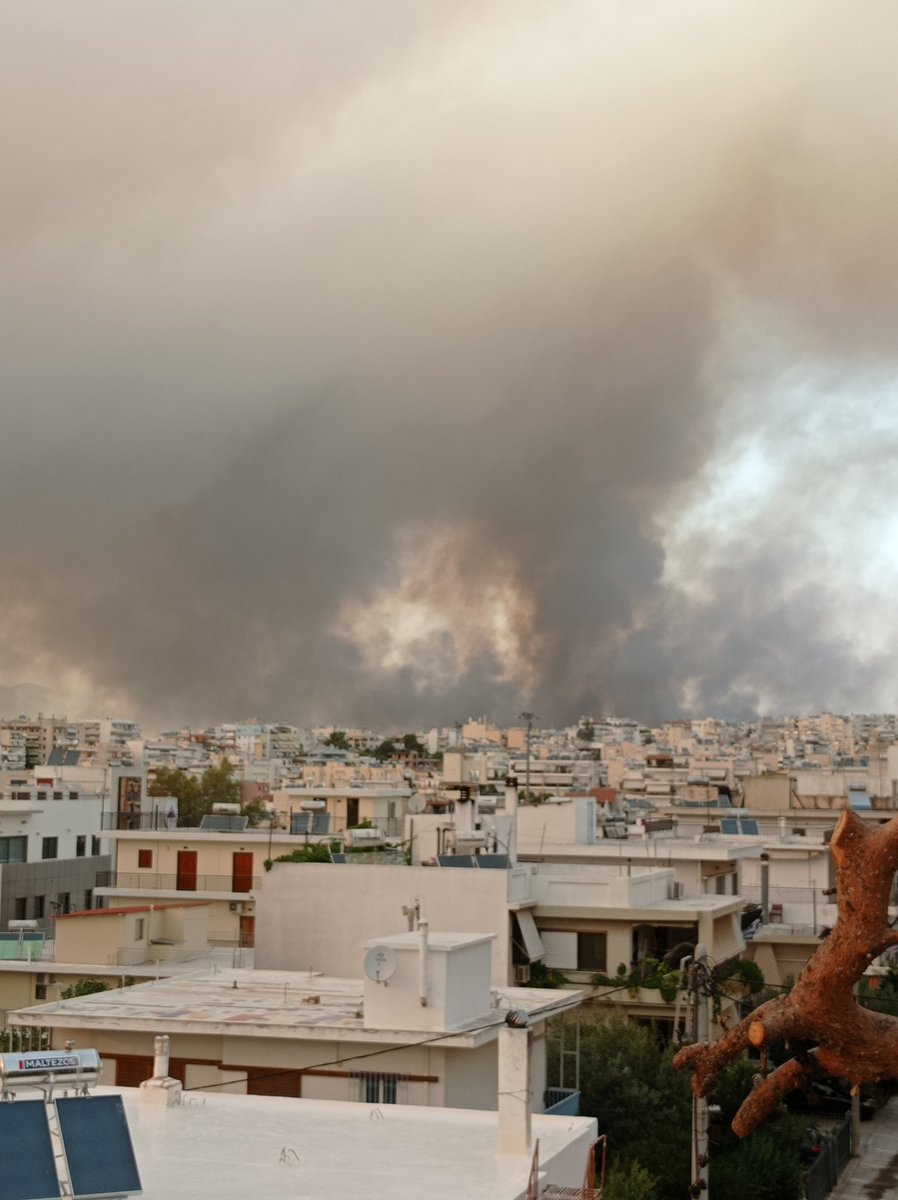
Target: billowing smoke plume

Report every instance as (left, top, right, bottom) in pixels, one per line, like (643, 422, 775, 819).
(3, 1, 898, 729)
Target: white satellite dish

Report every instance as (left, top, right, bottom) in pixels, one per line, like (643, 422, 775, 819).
(363, 945, 397, 983)
(407, 792, 426, 815)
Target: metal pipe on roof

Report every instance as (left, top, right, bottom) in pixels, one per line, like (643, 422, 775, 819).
(419, 920, 429, 1007)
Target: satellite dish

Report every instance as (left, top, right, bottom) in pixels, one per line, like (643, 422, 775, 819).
(407, 793, 426, 814)
(363, 945, 397, 983)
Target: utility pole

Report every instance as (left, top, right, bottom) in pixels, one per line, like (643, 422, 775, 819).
(689, 944, 711, 1198)
(519, 712, 535, 804)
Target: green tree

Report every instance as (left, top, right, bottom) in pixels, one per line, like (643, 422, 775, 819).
(61, 978, 109, 999)
(402, 733, 426, 754)
(604, 1158, 657, 1200)
(149, 759, 241, 827)
(576, 721, 595, 743)
(371, 739, 397, 762)
(565, 1014, 807, 1200)
(324, 730, 350, 751)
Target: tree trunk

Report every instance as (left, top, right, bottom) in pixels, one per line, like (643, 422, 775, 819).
(675, 807, 898, 1136)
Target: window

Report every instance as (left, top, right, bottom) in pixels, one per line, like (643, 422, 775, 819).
(0, 836, 27, 863)
(37, 791, 46, 801)
(138, 849, 153, 869)
(362, 1074, 398, 1104)
(91, 835, 101, 856)
(58, 893, 71, 914)
(76, 835, 86, 857)
(53, 791, 63, 800)
(33, 896, 45, 919)
(577, 932, 607, 973)
(41, 837, 58, 860)
(69, 791, 79, 800)
(134, 918, 145, 941)
(13, 898, 27, 920)
(84, 889, 93, 910)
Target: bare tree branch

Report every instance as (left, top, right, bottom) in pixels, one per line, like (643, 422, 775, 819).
(675, 808, 898, 1136)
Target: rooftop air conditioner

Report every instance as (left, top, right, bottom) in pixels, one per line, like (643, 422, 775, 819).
(669, 881, 684, 900)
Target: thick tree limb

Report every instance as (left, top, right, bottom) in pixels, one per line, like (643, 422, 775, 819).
(674, 808, 898, 1136)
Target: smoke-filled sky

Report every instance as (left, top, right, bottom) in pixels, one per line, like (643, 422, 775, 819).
(3, 0, 898, 732)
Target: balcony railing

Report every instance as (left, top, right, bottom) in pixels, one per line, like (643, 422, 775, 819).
(95, 872, 262, 894)
(101, 811, 404, 838)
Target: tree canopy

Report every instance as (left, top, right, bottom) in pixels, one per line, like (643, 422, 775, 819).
(149, 759, 241, 827)
(558, 1014, 807, 1200)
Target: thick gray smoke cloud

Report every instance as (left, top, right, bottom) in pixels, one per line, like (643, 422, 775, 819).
(3, 0, 898, 730)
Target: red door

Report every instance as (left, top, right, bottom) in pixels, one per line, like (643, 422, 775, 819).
(232, 852, 253, 893)
(176, 850, 198, 891)
(239, 915, 256, 948)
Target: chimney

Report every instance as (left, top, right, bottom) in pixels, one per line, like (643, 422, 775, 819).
(139, 1034, 182, 1107)
(497, 1015, 531, 1156)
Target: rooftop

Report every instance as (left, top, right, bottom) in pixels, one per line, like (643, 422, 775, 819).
(10, 968, 582, 1045)
(87, 1086, 597, 1200)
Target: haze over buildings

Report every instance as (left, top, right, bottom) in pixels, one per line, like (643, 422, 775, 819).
(3, 2, 898, 731)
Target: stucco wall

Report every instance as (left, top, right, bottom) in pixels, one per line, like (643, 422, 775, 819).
(254, 864, 514, 984)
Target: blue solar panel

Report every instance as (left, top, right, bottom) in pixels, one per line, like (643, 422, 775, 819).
(739, 818, 760, 836)
(476, 854, 510, 869)
(56, 1095, 141, 1198)
(719, 818, 739, 835)
(436, 855, 478, 868)
(0, 1101, 61, 1200)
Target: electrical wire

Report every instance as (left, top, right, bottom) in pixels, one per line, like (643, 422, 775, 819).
(182, 1015, 508, 1093)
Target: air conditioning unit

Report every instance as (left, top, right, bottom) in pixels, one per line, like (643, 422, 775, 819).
(229, 902, 239, 912)
(669, 881, 684, 900)
(514, 964, 531, 984)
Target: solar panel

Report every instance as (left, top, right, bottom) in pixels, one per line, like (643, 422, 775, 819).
(56, 1095, 142, 1198)
(476, 854, 510, 869)
(330, 852, 347, 863)
(0, 1101, 61, 1200)
(199, 814, 248, 832)
(719, 818, 739, 835)
(739, 818, 760, 836)
(436, 855, 478, 868)
(291, 812, 331, 835)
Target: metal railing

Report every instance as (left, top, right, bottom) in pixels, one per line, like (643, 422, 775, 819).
(96, 872, 262, 894)
(544, 1087, 581, 1116)
(100, 811, 404, 838)
(805, 1117, 851, 1200)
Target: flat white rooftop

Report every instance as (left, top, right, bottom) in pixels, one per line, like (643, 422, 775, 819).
(92, 1087, 598, 1200)
(10, 968, 582, 1044)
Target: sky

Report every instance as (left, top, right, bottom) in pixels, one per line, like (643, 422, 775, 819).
(3, 0, 898, 733)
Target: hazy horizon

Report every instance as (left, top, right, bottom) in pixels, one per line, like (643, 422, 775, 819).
(4, 2, 898, 731)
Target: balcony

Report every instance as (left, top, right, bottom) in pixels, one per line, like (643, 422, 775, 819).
(95, 872, 262, 895)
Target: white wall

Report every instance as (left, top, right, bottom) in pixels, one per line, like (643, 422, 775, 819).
(254, 863, 518, 984)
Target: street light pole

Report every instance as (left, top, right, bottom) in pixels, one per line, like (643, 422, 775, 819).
(519, 712, 535, 804)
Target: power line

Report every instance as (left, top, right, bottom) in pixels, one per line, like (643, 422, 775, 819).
(182, 1016, 507, 1093)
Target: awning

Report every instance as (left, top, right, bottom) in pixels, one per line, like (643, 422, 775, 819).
(514, 910, 545, 962)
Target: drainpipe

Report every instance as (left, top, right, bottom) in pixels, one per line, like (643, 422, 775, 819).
(760, 854, 770, 923)
(419, 920, 429, 1006)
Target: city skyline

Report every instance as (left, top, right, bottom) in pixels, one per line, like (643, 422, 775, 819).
(3, 2, 898, 731)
